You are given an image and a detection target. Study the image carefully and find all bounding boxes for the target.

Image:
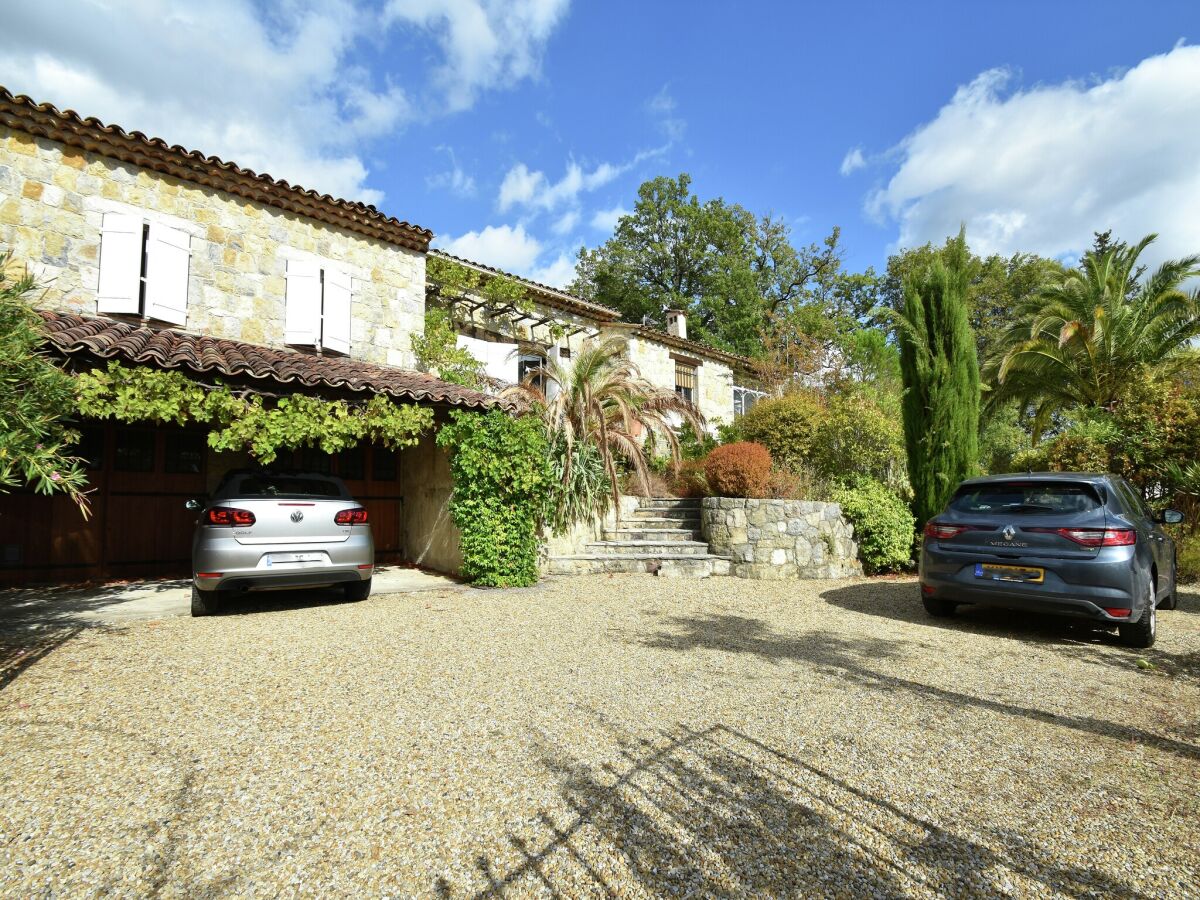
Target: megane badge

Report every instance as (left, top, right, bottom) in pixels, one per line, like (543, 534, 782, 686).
(290, 510, 304, 523)
(1002, 525, 1016, 541)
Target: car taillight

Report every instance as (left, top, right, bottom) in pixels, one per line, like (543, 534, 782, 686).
(206, 507, 255, 527)
(924, 522, 968, 539)
(335, 508, 369, 525)
(1034, 527, 1136, 547)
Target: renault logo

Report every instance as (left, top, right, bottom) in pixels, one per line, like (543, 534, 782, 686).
(290, 510, 304, 523)
(1002, 525, 1016, 541)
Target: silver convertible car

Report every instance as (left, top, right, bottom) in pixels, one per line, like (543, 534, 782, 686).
(186, 470, 374, 616)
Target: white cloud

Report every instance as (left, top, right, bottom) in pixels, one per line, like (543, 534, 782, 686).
(384, 0, 569, 112)
(426, 146, 477, 197)
(529, 252, 577, 288)
(590, 204, 628, 232)
(839, 147, 866, 176)
(867, 45, 1200, 265)
(498, 159, 624, 212)
(0, 0, 570, 206)
(551, 209, 580, 235)
(436, 224, 543, 272)
(646, 85, 685, 142)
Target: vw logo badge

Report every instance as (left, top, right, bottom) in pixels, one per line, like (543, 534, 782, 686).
(290, 510, 305, 523)
(1002, 524, 1016, 541)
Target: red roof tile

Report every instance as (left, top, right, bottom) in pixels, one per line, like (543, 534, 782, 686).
(1, 88, 432, 252)
(39, 311, 508, 410)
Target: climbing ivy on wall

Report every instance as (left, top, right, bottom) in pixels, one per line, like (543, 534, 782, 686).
(74, 361, 433, 462)
(436, 408, 551, 587)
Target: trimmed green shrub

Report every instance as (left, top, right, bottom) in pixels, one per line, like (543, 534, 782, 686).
(832, 476, 916, 574)
(737, 388, 906, 491)
(704, 441, 772, 497)
(437, 409, 551, 587)
(737, 391, 823, 472)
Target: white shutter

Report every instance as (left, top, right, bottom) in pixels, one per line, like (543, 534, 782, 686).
(285, 259, 321, 346)
(96, 212, 143, 314)
(321, 267, 352, 355)
(144, 223, 191, 325)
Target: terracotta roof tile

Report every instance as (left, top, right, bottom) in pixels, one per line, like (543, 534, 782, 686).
(40, 311, 508, 411)
(1, 88, 432, 252)
(428, 249, 621, 322)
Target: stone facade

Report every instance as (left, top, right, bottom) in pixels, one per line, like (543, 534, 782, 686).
(701, 498, 862, 579)
(618, 329, 736, 427)
(0, 127, 425, 368)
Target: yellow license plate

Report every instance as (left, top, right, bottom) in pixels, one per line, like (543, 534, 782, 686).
(975, 563, 1044, 584)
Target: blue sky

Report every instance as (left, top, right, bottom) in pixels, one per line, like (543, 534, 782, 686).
(3, 1, 1198, 285)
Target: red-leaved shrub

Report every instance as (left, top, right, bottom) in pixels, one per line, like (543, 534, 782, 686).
(672, 458, 710, 497)
(704, 442, 772, 497)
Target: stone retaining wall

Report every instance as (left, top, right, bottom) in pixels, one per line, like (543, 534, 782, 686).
(701, 498, 862, 579)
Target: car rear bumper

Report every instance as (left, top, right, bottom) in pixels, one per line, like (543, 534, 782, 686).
(193, 532, 374, 592)
(920, 547, 1142, 623)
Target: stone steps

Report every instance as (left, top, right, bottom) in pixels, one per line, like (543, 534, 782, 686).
(544, 497, 729, 578)
(584, 540, 711, 557)
(604, 528, 698, 542)
(544, 554, 732, 578)
(622, 515, 701, 528)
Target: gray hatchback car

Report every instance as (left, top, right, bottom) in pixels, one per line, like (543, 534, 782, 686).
(919, 473, 1183, 648)
(187, 470, 374, 616)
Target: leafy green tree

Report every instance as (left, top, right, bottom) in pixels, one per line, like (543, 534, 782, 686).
(410, 308, 484, 388)
(986, 233, 1200, 437)
(572, 173, 843, 358)
(882, 238, 1061, 362)
(895, 230, 981, 526)
(0, 252, 90, 515)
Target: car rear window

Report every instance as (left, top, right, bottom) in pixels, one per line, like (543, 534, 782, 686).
(949, 482, 1102, 516)
(229, 475, 345, 499)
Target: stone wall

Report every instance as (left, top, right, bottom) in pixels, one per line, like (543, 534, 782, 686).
(614, 329, 735, 427)
(0, 127, 425, 368)
(399, 430, 462, 575)
(540, 496, 640, 560)
(701, 498, 862, 579)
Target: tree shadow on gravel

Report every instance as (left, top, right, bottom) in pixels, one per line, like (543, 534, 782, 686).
(823, 581, 1200, 685)
(450, 721, 1147, 898)
(821, 580, 1131, 646)
(0, 579, 189, 628)
(0, 625, 84, 691)
(639, 613, 1200, 763)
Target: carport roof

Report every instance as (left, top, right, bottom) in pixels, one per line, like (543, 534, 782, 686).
(39, 310, 511, 410)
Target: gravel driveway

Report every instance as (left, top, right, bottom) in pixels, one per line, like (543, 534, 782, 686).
(2, 576, 1198, 897)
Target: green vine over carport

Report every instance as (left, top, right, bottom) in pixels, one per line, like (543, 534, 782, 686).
(74, 361, 433, 463)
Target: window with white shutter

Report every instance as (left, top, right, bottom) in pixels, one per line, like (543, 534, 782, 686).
(285, 259, 354, 354)
(321, 267, 352, 355)
(96, 213, 192, 325)
(144, 223, 191, 326)
(96, 213, 144, 315)
(285, 259, 321, 345)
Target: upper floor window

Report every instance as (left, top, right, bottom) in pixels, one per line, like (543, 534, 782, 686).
(675, 361, 697, 404)
(733, 386, 765, 417)
(285, 259, 352, 355)
(517, 352, 547, 392)
(97, 212, 191, 325)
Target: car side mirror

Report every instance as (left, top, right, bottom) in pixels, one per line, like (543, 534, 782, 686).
(1161, 509, 1184, 525)
(185, 498, 203, 511)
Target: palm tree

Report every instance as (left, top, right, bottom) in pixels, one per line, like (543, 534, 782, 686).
(504, 337, 705, 525)
(985, 234, 1200, 438)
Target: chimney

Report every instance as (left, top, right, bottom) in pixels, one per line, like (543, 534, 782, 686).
(666, 309, 687, 339)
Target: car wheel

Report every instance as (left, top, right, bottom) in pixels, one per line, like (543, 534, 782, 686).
(922, 594, 957, 618)
(1118, 577, 1157, 648)
(343, 578, 372, 602)
(191, 583, 220, 617)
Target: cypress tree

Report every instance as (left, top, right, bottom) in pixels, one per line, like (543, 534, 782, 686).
(897, 229, 980, 527)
